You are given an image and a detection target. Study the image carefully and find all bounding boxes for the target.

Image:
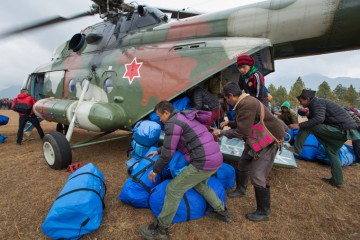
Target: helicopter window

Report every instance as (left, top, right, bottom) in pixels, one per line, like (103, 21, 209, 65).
(69, 79, 76, 93)
(103, 78, 114, 93)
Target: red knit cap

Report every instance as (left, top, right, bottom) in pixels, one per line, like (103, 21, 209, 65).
(236, 55, 255, 66)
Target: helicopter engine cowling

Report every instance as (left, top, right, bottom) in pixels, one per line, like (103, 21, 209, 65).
(34, 98, 127, 132)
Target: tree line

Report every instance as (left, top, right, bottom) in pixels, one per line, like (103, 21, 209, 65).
(268, 77, 360, 109)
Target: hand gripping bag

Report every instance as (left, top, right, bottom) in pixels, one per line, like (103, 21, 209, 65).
(42, 163, 106, 239)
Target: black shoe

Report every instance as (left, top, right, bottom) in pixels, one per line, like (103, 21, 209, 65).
(228, 171, 248, 198)
(206, 208, 232, 223)
(246, 186, 270, 222)
(16, 143, 21, 145)
(321, 178, 342, 188)
(227, 189, 246, 198)
(246, 210, 270, 222)
(139, 221, 169, 240)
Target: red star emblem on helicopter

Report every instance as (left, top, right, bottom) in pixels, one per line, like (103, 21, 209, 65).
(123, 57, 143, 85)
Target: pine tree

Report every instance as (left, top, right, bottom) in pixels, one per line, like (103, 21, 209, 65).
(333, 84, 346, 100)
(289, 77, 305, 109)
(343, 85, 360, 107)
(317, 81, 336, 100)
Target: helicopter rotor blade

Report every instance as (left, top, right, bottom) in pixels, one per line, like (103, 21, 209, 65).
(0, 10, 95, 39)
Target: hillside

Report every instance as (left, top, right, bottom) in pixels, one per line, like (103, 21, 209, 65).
(0, 85, 22, 99)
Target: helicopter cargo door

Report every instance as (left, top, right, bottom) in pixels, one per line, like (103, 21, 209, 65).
(27, 73, 45, 100)
(43, 70, 66, 98)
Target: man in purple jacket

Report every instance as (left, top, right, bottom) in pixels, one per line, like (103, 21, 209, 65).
(140, 101, 230, 240)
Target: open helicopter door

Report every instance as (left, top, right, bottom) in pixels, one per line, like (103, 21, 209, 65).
(27, 73, 45, 101)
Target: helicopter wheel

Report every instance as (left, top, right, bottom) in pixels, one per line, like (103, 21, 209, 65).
(42, 131, 72, 169)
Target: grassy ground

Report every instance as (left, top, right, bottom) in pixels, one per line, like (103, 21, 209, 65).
(0, 110, 359, 240)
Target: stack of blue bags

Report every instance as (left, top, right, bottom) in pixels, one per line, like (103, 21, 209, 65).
(120, 108, 235, 223)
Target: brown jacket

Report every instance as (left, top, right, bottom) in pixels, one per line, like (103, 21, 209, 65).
(222, 94, 286, 140)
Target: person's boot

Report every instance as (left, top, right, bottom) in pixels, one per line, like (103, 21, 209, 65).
(245, 185, 270, 222)
(206, 207, 232, 223)
(139, 220, 169, 240)
(227, 171, 249, 198)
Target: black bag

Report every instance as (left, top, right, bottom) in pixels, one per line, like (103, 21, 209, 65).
(12, 100, 32, 115)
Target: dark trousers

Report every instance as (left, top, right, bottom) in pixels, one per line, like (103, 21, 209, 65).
(237, 143, 278, 188)
(17, 115, 44, 144)
(294, 124, 346, 185)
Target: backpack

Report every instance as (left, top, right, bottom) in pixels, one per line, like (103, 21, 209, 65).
(12, 99, 32, 115)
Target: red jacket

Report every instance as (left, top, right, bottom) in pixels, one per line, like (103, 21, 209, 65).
(11, 93, 36, 116)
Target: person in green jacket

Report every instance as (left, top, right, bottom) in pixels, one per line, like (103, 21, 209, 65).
(276, 101, 298, 128)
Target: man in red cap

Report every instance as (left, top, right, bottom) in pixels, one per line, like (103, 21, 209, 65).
(236, 55, 268, 108)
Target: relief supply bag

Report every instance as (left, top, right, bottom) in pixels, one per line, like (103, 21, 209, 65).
(0, 115, 9, 126)
(149, 177, 226, 223)
(12, 100, 32, 115)
(42, 163, 106, 239)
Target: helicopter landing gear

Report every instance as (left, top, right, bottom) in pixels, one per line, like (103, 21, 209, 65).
(43, 131, 72, 169)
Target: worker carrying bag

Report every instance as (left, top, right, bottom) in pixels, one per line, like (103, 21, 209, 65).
(41, 163, 106, 239)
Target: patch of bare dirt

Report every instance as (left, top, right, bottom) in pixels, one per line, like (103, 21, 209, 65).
(0, 110, 359, 240)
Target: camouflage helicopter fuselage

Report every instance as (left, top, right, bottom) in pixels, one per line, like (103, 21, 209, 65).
(31, 0, 360, 132)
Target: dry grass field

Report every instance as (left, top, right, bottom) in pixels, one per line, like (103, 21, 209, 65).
(0, 110, 359, 240)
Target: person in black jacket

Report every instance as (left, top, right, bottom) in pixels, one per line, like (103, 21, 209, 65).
(186, 85, 223, 129)
(286, 89, 360, 187)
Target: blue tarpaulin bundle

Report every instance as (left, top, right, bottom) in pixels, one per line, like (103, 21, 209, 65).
(131, 120, 161, 157)
(42, 163, 106, 240)
(168, 150, 235, 190)
(213, 163, 235, 190)
(125, 151, 141, 174)
(119, 147, 162, 208)
(295, 133, 319, 161)
(133, 120, 161, 146)
(0, 134, 7, 143)
(149, 96, 192, 128)
(0, 115, 9, 126)
(149, 177, 226, 223)
(168, 150, 189, 178)
(316, 144, 356, 166)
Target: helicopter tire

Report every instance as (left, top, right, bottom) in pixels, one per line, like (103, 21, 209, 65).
(42, 131, 72, 170)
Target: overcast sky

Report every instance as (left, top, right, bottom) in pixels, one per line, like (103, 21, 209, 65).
(0, 0, 359, 92)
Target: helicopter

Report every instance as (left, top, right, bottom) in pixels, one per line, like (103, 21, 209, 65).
(3, 0, 360, 169)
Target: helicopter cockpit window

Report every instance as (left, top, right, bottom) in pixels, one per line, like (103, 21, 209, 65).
(68, 79, 76, 93)
(103, 78, 114, 93)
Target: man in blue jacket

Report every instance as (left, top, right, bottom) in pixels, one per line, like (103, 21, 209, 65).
(286, 89, 360, 187)
(140, 101, 230, 240)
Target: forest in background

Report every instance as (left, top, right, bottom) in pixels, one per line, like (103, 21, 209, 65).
(268, 77, 360, 109)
